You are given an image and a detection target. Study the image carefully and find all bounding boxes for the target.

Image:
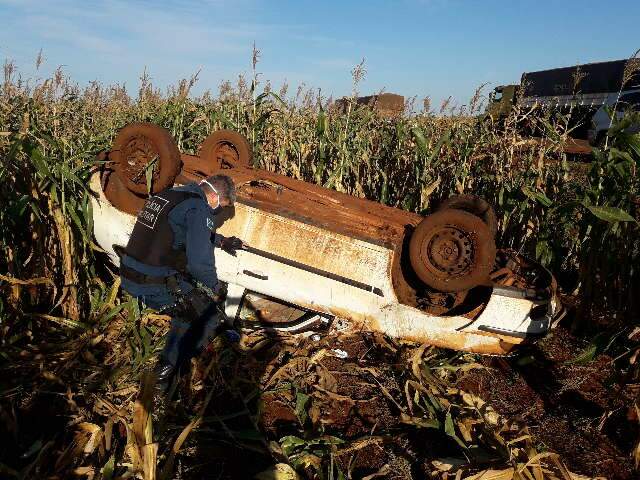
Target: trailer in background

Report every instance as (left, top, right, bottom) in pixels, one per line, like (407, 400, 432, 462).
(334, 93, 405, 118)
(485, 58, 640, 145)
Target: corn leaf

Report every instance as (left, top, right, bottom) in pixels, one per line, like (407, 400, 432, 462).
(585, 205, 636, 223)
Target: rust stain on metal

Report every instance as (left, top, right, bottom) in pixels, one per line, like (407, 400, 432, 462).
(101, 168, 146, 216)
(180, 154, 421, 247)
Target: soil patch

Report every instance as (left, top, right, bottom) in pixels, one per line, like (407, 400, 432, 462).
(457, 327, 639, 480)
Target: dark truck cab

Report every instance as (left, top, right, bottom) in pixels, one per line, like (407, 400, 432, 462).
(486, 84, 518, 120)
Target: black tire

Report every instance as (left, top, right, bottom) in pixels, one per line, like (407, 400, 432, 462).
(438, 194, 498, 237)
(409, 209, 496, 292)
(112, 123, 182, 195)
(199, 129, 253, 170)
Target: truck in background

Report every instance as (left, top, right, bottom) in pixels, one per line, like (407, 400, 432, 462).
(485, 59, 640, 145)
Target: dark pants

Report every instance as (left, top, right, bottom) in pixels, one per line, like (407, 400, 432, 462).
(134, 287, 221, 371)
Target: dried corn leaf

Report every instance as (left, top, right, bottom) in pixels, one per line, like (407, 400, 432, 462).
(78, 423, 103, 455)
(0, 272, 55, 287)
(54, 423, 102, 472)
(73, 466, 95, 478)
(313, 386, 355, 405)
(133, 372, 154, 449)
(459, 390, 501, 426)
(266, 357, 310, 387)
(432, 457, 467, 472)
(457, 416, 478, 443)
(308, 403, 322, 425)
(462, 467, 514, 480)
(411, 343, 431, 380)
(34, 313, 87, 330)
(104, 417, 114, 451)
(362, 464, 391, 480)
(315, 365, 337, 392)
(371, 332, 398, 353)
(142, 443, 158, 480)
(123, 421, 142, 471)
(160, 384, 216, 479)
(255, 463, 301, 480)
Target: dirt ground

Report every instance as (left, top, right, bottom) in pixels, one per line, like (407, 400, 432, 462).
(1, 313, 638, 479)
(456, 327, 639, 480)
(179, 323, 639, 479)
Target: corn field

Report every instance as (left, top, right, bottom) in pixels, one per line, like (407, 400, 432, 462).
(1, 61, 639, 479)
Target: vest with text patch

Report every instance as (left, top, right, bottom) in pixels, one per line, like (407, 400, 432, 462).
(124, 189, 201, 270)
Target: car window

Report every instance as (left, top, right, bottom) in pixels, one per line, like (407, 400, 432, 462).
(493, 90, 503, 102)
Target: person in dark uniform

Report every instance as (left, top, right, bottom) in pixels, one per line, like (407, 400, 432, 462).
(120, 174, 243, 391)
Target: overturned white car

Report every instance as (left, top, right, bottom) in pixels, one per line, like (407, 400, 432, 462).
(90, 123, 562, 355)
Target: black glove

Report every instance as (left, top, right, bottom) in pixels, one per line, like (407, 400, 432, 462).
(220, 236, 244, 256)
(211, 282, 227, 304)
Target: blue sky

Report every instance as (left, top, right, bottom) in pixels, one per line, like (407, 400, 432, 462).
(1, 0, 639, 110)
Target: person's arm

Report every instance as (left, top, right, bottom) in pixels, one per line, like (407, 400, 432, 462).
(185, 206, 222, 293)
(212, 233, 224, 247)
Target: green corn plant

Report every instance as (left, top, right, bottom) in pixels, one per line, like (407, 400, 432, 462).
(572, 111, 640, 325)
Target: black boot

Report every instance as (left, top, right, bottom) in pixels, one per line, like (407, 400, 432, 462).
(154, 319, 190, 395)
(154, 357, 176, 394)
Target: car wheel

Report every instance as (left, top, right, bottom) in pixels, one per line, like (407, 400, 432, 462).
(199, 129, 253, 171)
(409, 209, 496, 292)
(112, 122, 182, 195)
(438, 194, 498, 237)
(102, 169, 147, 216)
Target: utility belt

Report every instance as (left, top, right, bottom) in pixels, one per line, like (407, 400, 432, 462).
(121, 264, 171, 285)
(121, 265, 225, 321)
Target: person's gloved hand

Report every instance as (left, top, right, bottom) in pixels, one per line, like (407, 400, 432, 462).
(210, 282, 228, 304)
(220, 236, 245, 256)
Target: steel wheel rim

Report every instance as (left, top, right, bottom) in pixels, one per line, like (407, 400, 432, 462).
(120, 135, 159, 187)
(421, 225, 475, 279)
(213, 140, 240, 168)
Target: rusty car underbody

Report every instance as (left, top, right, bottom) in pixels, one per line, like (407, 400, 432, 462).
(90, 123, 562, 355)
